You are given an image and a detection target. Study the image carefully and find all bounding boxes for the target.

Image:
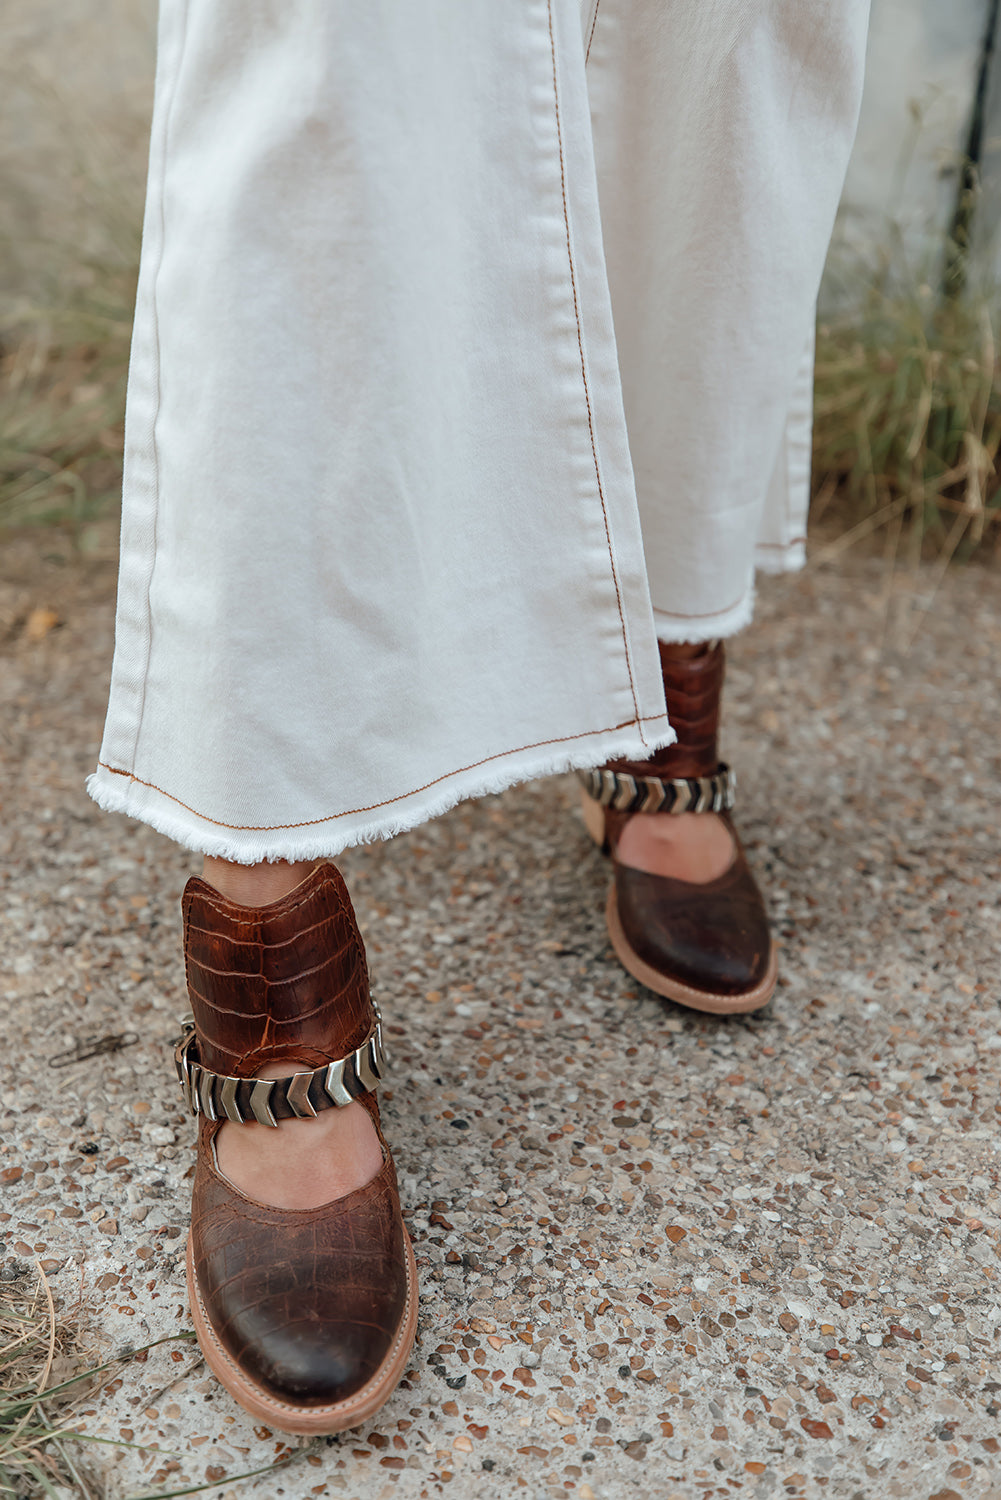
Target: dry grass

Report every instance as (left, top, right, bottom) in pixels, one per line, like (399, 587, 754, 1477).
(0, 286, 132, 535)
(0, 0, 147, 537)
(1, 1264, 101, 1498)
(2, 19, 998, 566)
(5, 270, 999, 566)
(3, 3, 999, 564)
(4, 254, 999, 568)
(811, 273, 1001, 566)
(1, 1267, 303, 1500)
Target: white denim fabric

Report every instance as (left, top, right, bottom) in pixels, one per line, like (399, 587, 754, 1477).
(88, 0, 870, 864)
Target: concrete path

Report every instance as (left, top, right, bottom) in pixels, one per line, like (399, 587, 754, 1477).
(2, 526, 1000, 1499)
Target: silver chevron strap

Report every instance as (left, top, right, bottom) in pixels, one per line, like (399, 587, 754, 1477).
(577, 762, 735, 816)
(173, 1011, 386, 1127)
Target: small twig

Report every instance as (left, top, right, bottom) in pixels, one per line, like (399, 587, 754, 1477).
(808, 471, 839, 526)
(35, 1265, 57, 1400)
(143, 1355, 205, 1410)
(807, 496, 910, 567)
(120, 1447, 310, 1500)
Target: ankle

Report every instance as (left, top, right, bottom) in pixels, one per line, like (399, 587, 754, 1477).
(215, 1099, 384, 1210)
(201, 857, 317, 906)
(615, 810, 735, 883)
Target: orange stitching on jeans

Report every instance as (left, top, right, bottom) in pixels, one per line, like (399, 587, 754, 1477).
(651, 594, 748, 619)
(96, 714, 667, 832)
(585, 0, 601, 64)
(546, 0, 644, 743)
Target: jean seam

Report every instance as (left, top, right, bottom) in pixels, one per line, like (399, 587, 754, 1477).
(546, 0, 645, 744)
(96, 713, 667, 832)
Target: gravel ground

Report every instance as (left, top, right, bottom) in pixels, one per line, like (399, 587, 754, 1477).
(1, 524, 1000, 1500)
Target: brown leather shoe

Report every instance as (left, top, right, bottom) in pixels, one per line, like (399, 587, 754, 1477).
(580, 640, 776, 1014)
(175, 864, 417, 1434)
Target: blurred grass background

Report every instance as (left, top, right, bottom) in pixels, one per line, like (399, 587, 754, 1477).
(0, 0, 150, 541)
(813, 271, 1001, 566)
(1, 1, 999, 559)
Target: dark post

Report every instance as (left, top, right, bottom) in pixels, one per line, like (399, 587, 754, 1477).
(942, 0, 1001, 299)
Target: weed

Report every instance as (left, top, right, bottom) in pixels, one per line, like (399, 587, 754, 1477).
(0, 1266, 307, 1499)
(1, 1262, 103, 1497)
(0, 275, 133, 534)
(812, 272, 1001, 565)
(0, 6, 145, 536)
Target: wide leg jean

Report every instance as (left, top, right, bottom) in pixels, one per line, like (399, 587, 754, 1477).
(88, 0, 871, 863)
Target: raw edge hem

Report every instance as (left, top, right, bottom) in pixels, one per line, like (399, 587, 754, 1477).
(85, 719, 676, 865)
(653, 584, 755, 645)
(754, 542, 806, 577)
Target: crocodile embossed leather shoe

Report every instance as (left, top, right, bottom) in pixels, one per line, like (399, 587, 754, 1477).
(579, 639, 776, 1014)
(175, 864, 417, 1434)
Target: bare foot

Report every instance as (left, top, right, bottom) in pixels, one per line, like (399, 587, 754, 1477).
(614, 810, 735, 883)
(215, 1081, 384, 1211)
(202, 856, 384, 1210)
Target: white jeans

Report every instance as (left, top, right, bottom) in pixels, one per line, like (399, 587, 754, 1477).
(89, 0, 870, 863)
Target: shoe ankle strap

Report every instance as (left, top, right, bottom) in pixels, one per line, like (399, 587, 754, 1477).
(578, 762, 735, 816)
(173, 1005, 385, 1127)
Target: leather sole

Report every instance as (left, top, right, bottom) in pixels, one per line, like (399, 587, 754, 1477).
(186, 1224, 419, 1435)
(605, 886, 777, 1014)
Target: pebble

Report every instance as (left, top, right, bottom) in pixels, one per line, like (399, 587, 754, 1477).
(2, 535, 1000, 1498)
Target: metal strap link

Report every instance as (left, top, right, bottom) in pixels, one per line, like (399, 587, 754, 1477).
(577, 762, 735, 817)
(173, 1005, 386, 1128)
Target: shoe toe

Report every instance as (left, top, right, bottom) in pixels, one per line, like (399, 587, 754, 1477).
(192, 1149, 412, 1416)
(227, 1305, 396, 1406)
(614, 863, 772, 998)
